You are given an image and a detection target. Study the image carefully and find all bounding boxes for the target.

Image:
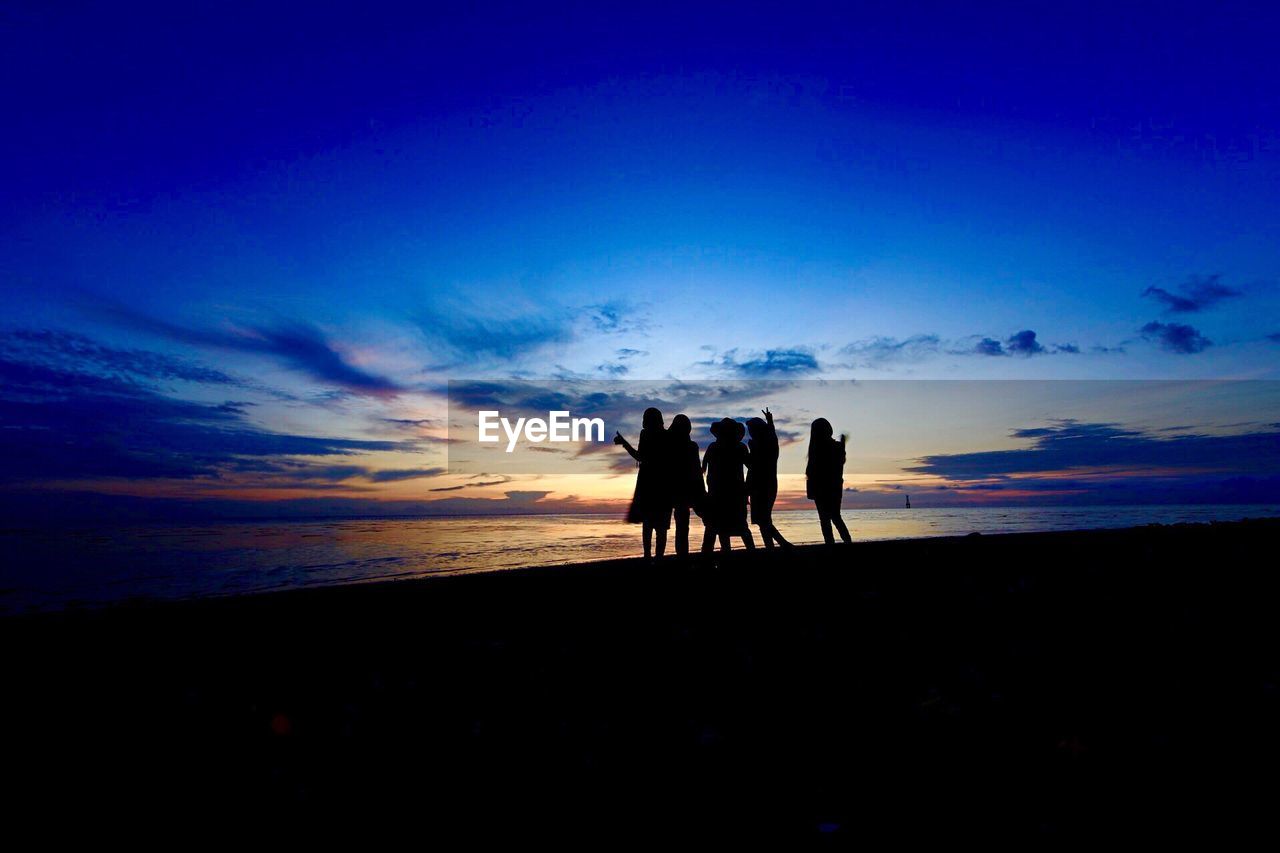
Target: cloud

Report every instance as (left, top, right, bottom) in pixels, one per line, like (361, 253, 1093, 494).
(967, 330, 1079, 357)
(419, 307, 574, 363)
(380, 417, 437, 429)
(374, 417, 456, 444)
(594, 347, 651, 377)
(204, 460, 448, 487)
(839, 331, 1087, 363)
(417, 300, 649, 367)
(772, 426, 804, 445)
(368, 467, 448, 482)
(586, 301, 650, 335)
(95, 303, 402, 396)
(701, 347, 820, 376)
(428, 477, 509, 491)
(1005, 329, 1044, 355)
(1, 328, 240, 386)
(1142, 274, 1241, 313)
(907, 419, 1280, 482)
(236, 321, 401, 396)
(839, 334, 940, 367)
(0, 344, 409, 483)
(892, 415, 1280, 507)
(1141, 321, 1212, 354)
(834, 331, 1099, 366)
(282, 464, 372, 482)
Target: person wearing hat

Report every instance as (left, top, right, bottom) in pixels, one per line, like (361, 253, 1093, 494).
(700, 417, 756, 554)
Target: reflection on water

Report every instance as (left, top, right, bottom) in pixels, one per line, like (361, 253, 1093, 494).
(2, 505, 1277, 614)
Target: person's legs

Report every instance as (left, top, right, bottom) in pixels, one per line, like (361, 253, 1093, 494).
(674, 507, 690, 556)
(718, 532, 732, 552)
(831, 512, 852, 544)
(817, 506, 835, 544)
(755, 509, 772, 549)
(741, 529, 756, 549)
(642, 521, 653, 558)
(769, 524, 793, 547)
(701, 525, 718, 555)
(655, 525, 668, 557)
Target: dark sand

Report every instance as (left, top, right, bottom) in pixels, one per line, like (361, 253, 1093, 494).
(5, 519, 1279, 841)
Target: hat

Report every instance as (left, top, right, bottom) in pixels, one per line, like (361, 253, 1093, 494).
(710, 417, 744, 440)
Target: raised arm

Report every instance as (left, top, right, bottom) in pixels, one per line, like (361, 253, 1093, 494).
(762, 406, 779, 441)
(614, 431, 642, 462)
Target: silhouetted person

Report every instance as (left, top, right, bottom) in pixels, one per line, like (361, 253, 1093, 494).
(666, 414, 705, 557)
(701, 418, 756, 554)
(746, 407, 792, 549)
(615, 407, 672, 559)
(806, 417, 852, 545)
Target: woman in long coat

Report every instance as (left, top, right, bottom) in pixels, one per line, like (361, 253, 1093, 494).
(614, 407, 672, 558)
(666, 413, 705, 557)
(805, 417, 852, 544)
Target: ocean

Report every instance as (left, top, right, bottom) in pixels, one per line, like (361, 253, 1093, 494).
(3, 504, 1277, 615)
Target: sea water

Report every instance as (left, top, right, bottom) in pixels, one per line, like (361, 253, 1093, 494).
(2, 505, 1276, 614)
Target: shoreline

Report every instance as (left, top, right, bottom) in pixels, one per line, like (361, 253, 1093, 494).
(5, 511, 1278, 619)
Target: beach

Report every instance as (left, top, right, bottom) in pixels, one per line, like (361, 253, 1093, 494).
(5, 518, 1279, 841)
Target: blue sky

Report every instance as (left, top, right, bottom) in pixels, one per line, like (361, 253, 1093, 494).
(2, 1, 1279, 512)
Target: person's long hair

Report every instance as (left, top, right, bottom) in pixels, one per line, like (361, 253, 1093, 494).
(668, 414, 696, 480)
(637, 407, 665, 458)
(807, 418, 834, 458)
(806, 417, 836, 479)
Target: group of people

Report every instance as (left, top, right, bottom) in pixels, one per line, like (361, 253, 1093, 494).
(614, 407, 853, 558)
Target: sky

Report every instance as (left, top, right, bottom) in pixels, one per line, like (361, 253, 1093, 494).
(2, 1, 1279, 516)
